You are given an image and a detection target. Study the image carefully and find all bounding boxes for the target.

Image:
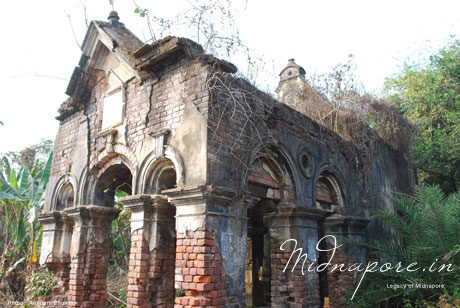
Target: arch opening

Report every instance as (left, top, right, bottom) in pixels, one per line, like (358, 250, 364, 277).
(245, 152, 293, 307)
(55, 183, 75, 211)
(144, 159, 177, 194)
(315, 173, 344, 213)
(94, 164, 133, 206)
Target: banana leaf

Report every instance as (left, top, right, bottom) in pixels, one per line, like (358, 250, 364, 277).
(18, 167, 29, 193)
(9, 168, 18, 190)
(0, 175, 25, 201)
(31, 152, 52, 206)
(1, 156, 11, 182)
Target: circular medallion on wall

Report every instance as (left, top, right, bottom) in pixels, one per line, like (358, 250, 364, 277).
(298, 146, 314, 178)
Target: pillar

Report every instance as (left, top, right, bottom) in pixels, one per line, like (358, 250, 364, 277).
(321, 215, 369, 307)
(267, 207, 328, 308)
(166, 186, 236, 308)
(38, 211, 73, 308)
(120, 194, 176, 308)
(65, 205, 120, 308)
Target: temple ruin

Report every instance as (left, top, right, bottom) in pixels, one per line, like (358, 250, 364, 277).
(38, 11, 414, 308)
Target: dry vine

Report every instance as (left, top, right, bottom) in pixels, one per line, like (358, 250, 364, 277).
(206, 63, 276, 185)
(280, 67, 415, 163)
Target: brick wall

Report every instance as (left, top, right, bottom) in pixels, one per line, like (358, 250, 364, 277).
(127, 229, 175, 308)
(50, 112, 82, 177)
(40, 255, 71, 308)
(270, 241, 320, 308)
(324, 246, 355, 307)
(174, 230, 227, 308)
(83, 59, 209, 169)
(68, 239, 110, 308)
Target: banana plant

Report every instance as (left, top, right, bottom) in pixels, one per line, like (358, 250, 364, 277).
(0, 152, 52, 288)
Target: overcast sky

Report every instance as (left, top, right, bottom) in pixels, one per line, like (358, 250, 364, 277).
(1, 0, 460, 153)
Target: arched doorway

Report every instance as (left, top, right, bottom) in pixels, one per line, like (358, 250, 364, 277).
(245, 153, 293, 307)
(93, 164, 133, 206)
(316, 172, 344, 307)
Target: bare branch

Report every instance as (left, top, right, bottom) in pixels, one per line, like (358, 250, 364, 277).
(132, 0, 156, 41)
(79, 0, 89, 28)
(107, 291, 127, 305)
(11, 74, 68, 82)
(65, 12, 82, 50)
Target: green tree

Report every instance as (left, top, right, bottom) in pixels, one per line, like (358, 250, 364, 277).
(385, 38, 460, 193)
(0, 139, 53, 173)
(347, 185, 460, 307)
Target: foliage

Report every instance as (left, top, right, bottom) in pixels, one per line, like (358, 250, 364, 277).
(0, 139, 53, 172)
(175, 289, 186, 297)
(367, 99, 416, 157)
(109, 189, 131, 267)
(24, 268, 56, 298)
(385, 38, 460, 194)
(0, 152, 53, 301)
(106, 264, 128, 308)
(106, 190, 130, 307)
(311, 54, 363, 132)
(347, 185, 460, 307)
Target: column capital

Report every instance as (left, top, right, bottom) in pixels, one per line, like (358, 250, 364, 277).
(38, 211, 72, 224)
(266, 207, 330, 227)
(119, 194, 169, 212)
(163, 185, 235, 206)
(322, 214, 369, 237)
(64, 205, 120, 226)
(120, 194, 174, 239)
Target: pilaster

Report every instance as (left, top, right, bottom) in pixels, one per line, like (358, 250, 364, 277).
(120, 194, 176, 308)
(65, 205, 120, 308)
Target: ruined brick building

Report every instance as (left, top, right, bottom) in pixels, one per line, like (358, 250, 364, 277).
(39, 12, 414, 308)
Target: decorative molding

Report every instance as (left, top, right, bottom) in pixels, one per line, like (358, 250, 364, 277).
(119, 194, 169, 212)
(97, 127, 118, 152)
(148, 129, 170, 158)
(322, 214, 370, 236)
(164, 185, 235, 206)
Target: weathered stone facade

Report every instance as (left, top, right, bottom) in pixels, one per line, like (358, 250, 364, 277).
(39, 12, 414, 308)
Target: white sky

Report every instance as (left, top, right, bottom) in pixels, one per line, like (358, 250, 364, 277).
(1, 0, 460, 153)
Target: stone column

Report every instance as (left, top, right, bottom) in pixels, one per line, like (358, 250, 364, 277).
(266, 207, 328, 308)
(119, 194, 176, 308)
(165, 186, 234, 308)
(38, 212, 73, 308)
(321, 215, 369, 307)
(64, 205, 120, 308)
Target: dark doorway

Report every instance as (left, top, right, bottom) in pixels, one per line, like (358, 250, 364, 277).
(94, 164, 132, 206)
(246, 198, 273, 307)
(316, 175, 341, 307)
